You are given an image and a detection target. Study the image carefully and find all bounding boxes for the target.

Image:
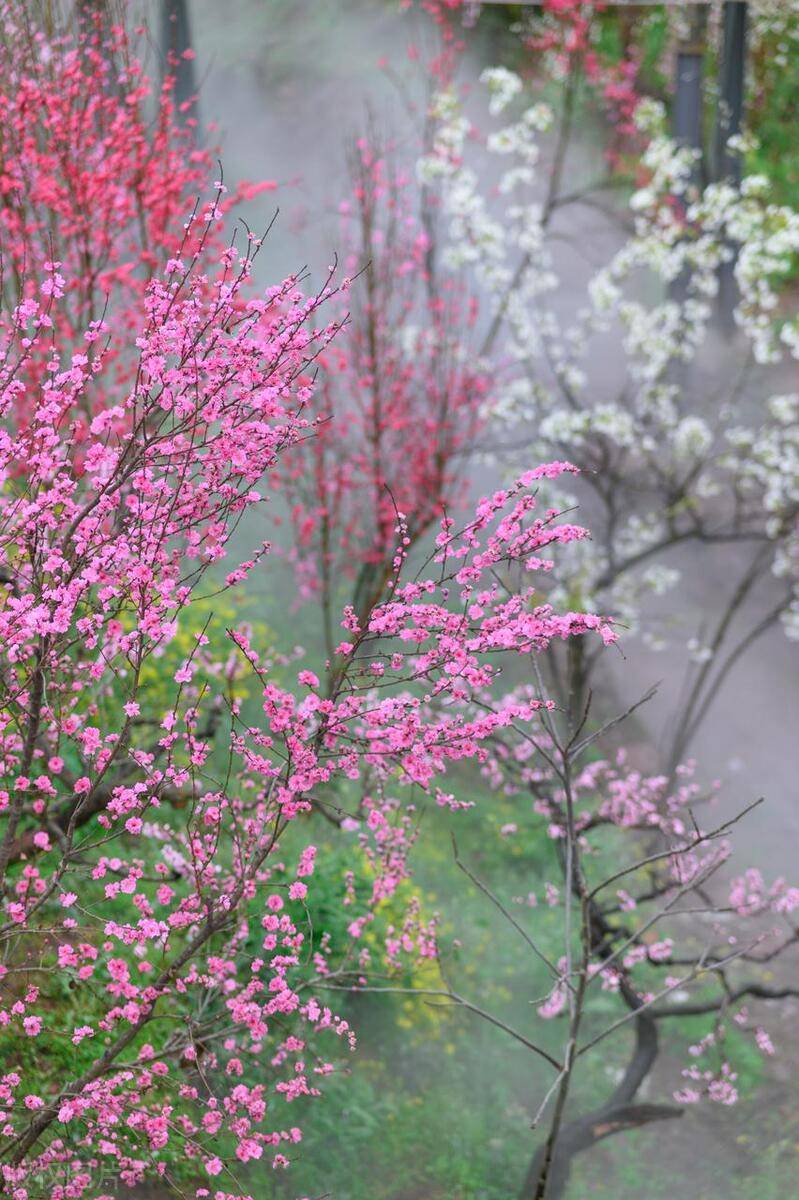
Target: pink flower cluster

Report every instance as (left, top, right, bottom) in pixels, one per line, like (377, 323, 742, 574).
(0, 191, 607, 1198)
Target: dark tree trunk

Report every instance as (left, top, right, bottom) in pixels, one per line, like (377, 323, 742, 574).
(161, 0, 197, 122)
(519, 1012, 682, 1199)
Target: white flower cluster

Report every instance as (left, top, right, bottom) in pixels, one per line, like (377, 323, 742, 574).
(750, 0, 799, 68)
(419, 69, 799, 658)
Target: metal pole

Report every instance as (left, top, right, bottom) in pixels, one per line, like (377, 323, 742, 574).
(161, 0, 197, 124)
(673, 4, 708, 178)
(670, 5, 707, 314)
(713, 0, 748, 331)
(713, 0, 748, 182)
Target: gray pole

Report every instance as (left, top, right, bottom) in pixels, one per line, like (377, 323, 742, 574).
(713, 1, 748, 331)
(713, 0, 748, 181)
(673, 4, 708, 178)
(670, 5, 707, 313)
(161, 0, 197, 124)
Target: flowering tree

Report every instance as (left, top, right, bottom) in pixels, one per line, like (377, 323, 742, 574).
(418, 62, 799, 768)
(0, 199, 352, 1192)
(0, 145, 611, 1188)
(277, 133, 487, 675)
(0, 2, 274, 376)
(470, 702, 799, 1199)
(0, 6, 204, 331)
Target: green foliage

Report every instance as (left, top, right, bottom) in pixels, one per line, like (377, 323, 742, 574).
(747, 59, 799, 208)
(286, 1061, 534, 1200)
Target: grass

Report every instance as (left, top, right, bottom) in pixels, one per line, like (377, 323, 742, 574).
(270, 758, 785, 1200)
